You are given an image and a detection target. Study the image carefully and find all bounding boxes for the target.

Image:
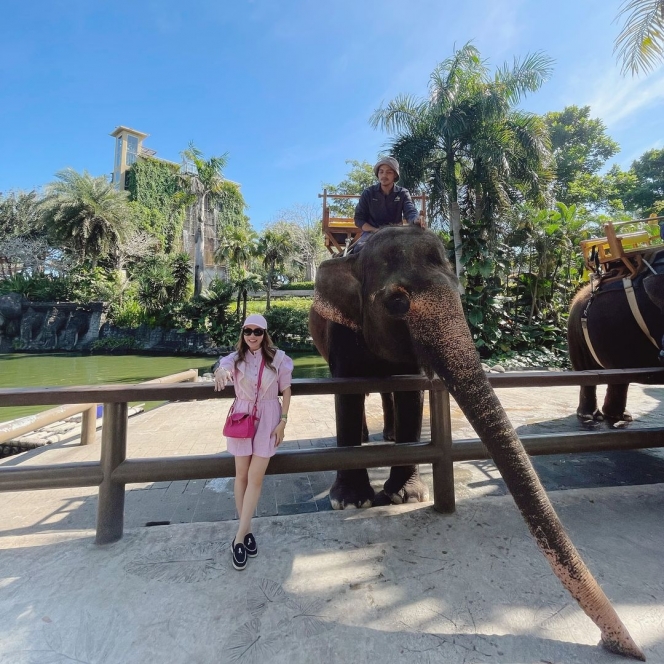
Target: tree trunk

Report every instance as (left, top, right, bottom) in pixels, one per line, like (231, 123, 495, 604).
(193, 197, 206, 297)
(450, 200, 463, 279)
(266, 265, 273, 311)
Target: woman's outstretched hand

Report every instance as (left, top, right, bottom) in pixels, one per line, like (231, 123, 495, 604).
(214, 367, 232, 392)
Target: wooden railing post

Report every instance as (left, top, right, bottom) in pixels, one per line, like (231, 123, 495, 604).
(80, 404, 97, 445)
(95, 402, 128, 545)
(430, 385, 455, 513)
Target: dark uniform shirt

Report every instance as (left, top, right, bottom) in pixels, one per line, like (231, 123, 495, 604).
(354, 183, 419, 244)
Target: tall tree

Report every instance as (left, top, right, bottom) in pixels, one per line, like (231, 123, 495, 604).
(257, 230, 293, 310)
(372, 43, 553, 277)
(323, 160, 376, 217)
(41, 169, 133, 267)
(614, 0, 664, 75)
(215, 225, 257, 272)
(544, 106, 620, 206)
(0, 190, 43, 240)
(179, 143, 228, 297)
(615, 148, 664, 214)
(271, 203, 326, 281)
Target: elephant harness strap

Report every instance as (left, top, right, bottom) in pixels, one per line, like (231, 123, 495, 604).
(622, 277, 660, 349)
(581, 289, 606, 369)
(581, 276, 661, 368)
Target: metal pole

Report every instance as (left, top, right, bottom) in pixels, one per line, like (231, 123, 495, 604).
(430, 386, 455, 513)
(80, 404, 97, 445)
(96, 402, 127, 545)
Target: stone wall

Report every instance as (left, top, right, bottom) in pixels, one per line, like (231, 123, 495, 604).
(0, 292, 230, 356)
(0, 293, 107, 353)
(98, 323, 228, 356)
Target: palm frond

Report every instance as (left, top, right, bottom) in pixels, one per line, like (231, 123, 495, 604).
(614, 0, 664, 75)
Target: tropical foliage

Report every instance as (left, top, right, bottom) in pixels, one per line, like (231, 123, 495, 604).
(371, 43, 554, 278)
(41, 169, 133, 267)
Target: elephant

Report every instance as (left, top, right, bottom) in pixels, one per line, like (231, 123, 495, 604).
(310, 225, 644, 660)
(567, 252, 664, 428)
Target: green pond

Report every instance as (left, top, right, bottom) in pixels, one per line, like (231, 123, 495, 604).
(0, 352, 330, 424)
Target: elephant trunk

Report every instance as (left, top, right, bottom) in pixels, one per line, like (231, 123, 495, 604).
(406, 285, 644, 661)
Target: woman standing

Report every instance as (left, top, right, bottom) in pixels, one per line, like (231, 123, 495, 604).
(214, 314, 293, 571)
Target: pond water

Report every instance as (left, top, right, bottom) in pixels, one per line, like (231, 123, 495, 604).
(0, 352, 330, 424)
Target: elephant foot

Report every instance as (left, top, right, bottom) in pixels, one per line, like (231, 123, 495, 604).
(329, 470, 374, 510)
(604, 410, 633, 429)
(380, 466, 429, 505)
(577, 408, 603, 429)
(382, 427, 395, 442)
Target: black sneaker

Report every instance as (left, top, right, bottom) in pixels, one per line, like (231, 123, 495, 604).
(244, 533, 258, 558)
(232, 539, 247, 571)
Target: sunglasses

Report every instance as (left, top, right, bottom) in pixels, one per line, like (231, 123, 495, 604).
(243, 328, 265, 337)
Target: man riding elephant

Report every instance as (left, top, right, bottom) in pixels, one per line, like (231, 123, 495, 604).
(352, 157, 424, 253)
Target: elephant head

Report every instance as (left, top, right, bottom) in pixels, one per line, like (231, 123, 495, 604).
(313, 226, 644, 660)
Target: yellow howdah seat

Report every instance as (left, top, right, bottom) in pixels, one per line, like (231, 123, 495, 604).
(580, 222, 660, 279)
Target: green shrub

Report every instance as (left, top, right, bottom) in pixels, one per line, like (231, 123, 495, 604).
(264, 306, 312, 349)
(0, 273, 72, 301)
(279, 281, 315, 290)
(245, 298, 312, 314)
(110, 300, 145, 328)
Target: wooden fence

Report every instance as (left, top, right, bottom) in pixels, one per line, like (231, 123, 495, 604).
(0, 367, 663, 545)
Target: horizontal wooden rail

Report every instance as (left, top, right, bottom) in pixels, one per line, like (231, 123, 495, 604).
(1, 368, 663, 407)
(2, 427, 662, 493)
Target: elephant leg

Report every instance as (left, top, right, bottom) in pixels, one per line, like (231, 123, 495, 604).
(329, 392, 374, 510)
(375, 390, 429, 506)
(361, 408, 370, 442)
(380, 392, 395, 441)
(577, 385, 603, 426)
(602, 383, 633, 428)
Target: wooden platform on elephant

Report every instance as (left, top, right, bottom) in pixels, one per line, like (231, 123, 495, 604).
(581, 217, 664, 280)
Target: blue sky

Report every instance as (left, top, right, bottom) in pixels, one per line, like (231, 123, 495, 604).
(2, 0, 663, 229)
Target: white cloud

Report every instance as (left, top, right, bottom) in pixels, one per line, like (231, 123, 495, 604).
(586, 64, 664, 127)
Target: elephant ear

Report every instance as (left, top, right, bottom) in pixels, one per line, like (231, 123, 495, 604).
(644, 273, 664, 310)
(312, 255, 362, 331)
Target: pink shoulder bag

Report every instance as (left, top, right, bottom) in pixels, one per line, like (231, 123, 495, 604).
(223, 356, 265, 439)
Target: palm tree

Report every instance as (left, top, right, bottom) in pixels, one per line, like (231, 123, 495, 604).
(179, 143, 228, 297)
(41, 169, 132, 267)
(257, 230, 293, 310)
(233, 269, 263, 321)
(215, 225, 257, 272)
(371, 43, 553, 278)
(614, 0, 664, 75)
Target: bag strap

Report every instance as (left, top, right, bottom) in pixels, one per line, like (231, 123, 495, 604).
(251, 356, 266, 419)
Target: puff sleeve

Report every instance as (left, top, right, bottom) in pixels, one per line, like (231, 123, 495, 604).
(277, 354, 294, 392)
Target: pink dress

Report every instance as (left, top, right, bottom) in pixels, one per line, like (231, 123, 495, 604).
(219, 349, 294, 457)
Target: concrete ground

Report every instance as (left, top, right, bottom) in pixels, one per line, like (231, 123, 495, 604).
(1, 486, 663, 663)
(1, 381, 664, 662)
